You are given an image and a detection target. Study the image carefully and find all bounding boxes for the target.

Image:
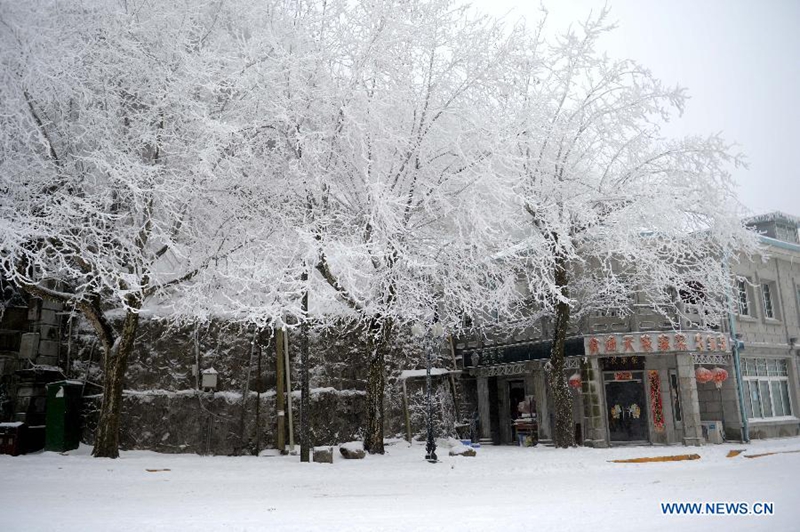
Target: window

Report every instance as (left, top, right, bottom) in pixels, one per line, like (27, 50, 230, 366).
(762, 283, 776, 319)
(775, 223, 799, 244)
(593, 308, 620, 318)
(742, 357, 794, 420)
(737, 279, 750, 316)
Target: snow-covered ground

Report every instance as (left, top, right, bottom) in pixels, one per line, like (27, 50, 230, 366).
(2, 437, 799, 531)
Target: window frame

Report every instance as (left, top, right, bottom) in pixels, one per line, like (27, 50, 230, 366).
(761, 282, 777, 320)
(742, 357, 794, 421)
(736, 279, 750, 316)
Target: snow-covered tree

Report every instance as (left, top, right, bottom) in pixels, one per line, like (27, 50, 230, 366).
(0, 0, 295, 457)
(298, 0, 524, 453)
(220, 0, 525, 454)
(497, 10, 759, 447)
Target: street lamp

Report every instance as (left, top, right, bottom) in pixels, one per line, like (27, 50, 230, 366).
(413, 321, 444, 463)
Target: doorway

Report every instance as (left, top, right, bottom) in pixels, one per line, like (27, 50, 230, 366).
(508, 380, 526, 443)
(604, 371, 648, 442)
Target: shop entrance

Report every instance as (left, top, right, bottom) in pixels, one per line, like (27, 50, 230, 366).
(604, 371, 648, 442)
(508, 380, 526, 443)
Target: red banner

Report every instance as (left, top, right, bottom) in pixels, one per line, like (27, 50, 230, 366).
(649, 370, 665, 433)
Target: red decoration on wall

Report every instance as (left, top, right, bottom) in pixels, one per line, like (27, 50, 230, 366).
(569, 372, 582, 390)
(614, 371, 633, 381)
(623, 335, 635, 353)
(675, 334, 687, 351)
(694, 333, 705, 352)
(717, 336, 727, 351)
(708, 337, 718, 351)
(605, 336, 618, 353)
(649, 370, 665, 433)
(711, 367, 728, 389)
(695, 367, 713, 384)
(657, 334, 670, 352)
(640, 335, 653, 352)
(589, 337, 600, 355)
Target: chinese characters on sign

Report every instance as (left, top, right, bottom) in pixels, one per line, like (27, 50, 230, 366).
(657, 334, 670, 351)
(640, 334, 653, 352)
(605, 336, 618, 353)
(675, 334, 687, 351)
(623, 336, 635, 352)
(585, 332, 729, 356)
(589, 337, 600, 355)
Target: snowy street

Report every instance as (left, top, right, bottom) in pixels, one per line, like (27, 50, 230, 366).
(2, 438, 799, 531)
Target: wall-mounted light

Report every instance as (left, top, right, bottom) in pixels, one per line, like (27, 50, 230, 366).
(201, 368, 218, 390)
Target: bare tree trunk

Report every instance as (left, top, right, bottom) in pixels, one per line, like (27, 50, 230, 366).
(549, 253, 575, 448)
(93, 308, 139, 458)
(364, 316, 391, 454)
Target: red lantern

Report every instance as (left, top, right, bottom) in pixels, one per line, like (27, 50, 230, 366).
(712, 367, 728, 388)
(568, 372, 582, 390)
(695, 367, 713, 384)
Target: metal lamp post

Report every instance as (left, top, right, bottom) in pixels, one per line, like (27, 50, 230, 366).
(413, 321, 444, 463)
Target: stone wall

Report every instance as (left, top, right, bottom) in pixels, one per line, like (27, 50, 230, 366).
(71, 316, 458, 454)
(81, 388, 366, 455)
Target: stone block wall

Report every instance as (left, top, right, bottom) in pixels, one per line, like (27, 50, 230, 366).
(81, 388, 366, 455)
(69, 316, 457, 454)
(581, 358, 607, 447)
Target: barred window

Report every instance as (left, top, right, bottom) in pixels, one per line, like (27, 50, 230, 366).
(762, 283, 775, 319)
(742, 357, 793, 420)
(737, 279, 749, 316)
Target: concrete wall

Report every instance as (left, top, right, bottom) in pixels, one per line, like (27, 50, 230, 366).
(697, 378, 741, 440)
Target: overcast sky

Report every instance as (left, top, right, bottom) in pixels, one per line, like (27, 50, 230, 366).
(469, 0, 800, 216)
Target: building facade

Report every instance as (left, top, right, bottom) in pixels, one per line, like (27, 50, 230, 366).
(731, 212, 800, 439)
(456, 212, 800, 447)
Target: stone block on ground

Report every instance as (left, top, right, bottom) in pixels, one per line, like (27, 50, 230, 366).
(313, 446, 334, 464)
(449, 444, 476, 457)
(339, 441, 366, 459)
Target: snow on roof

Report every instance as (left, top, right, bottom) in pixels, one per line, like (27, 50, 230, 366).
(201, 367, 218, 374)
(745, 211, 800, 228)
(398, 368, 450, 380)
(759, 235, 800, 253)
(0, 421, 25, 428)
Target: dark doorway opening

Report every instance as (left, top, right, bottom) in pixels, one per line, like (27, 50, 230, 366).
(488, 377, 500, 445)
(508, 380, 525, 443)
(604, 371, 648, 442)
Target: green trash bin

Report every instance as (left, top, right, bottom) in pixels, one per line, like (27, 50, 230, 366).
(45, 380, 83, 452)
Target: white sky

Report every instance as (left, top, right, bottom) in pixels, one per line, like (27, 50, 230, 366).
(468, 0, 800, 216)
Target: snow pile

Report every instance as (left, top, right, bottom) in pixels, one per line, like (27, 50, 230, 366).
(340, 441, 364, 453)
(398, 368, 450, 380)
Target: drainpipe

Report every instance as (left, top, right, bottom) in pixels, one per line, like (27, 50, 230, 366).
(724, 254, 750, 443)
